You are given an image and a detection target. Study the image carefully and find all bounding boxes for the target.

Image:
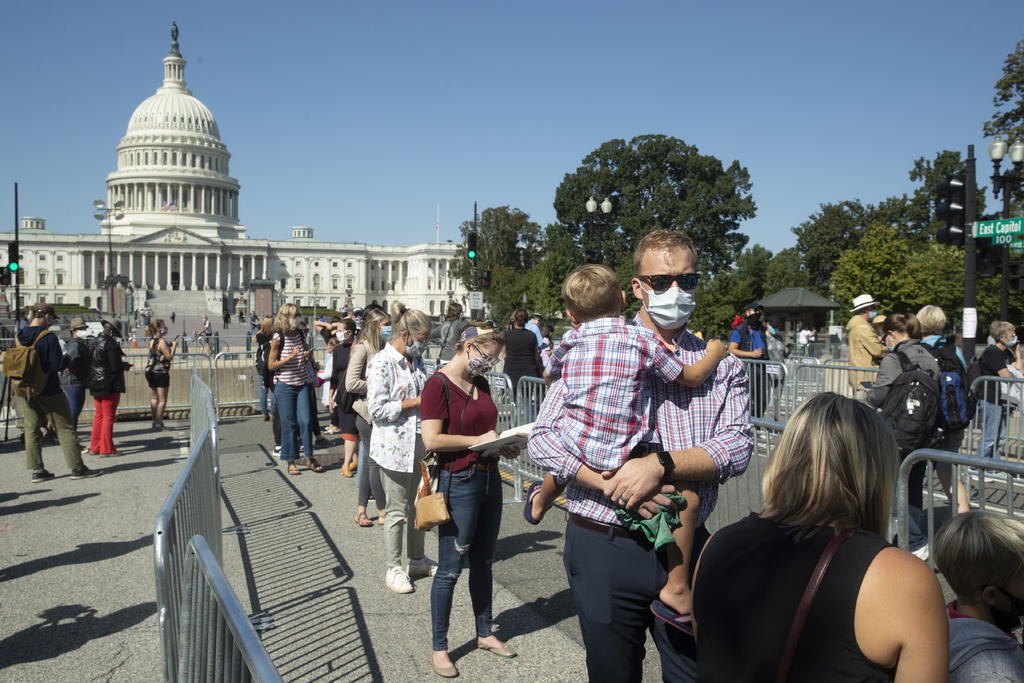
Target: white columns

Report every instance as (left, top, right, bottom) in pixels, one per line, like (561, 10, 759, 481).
(261, 255, 267, 279)
(215, 254, 221, 290)
(129, 252, 134, 285)
(250, 254, 256, 281)
(141, 252, 147, 289)
(191, 253, 198, 290)
(204, 253, 209, 289)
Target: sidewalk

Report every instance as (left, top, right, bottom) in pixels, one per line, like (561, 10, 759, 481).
(0, 418, 190, 681)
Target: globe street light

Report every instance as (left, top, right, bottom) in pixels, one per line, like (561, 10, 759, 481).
(585, 195, 614, 263)
(93, 199, 129, 314)
(988, 138, 1024, 318)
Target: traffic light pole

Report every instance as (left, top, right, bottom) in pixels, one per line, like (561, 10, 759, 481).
(964, 146, 978, 362)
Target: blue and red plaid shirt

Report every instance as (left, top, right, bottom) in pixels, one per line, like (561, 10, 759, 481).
(528, 314, 753, 526)
(547, 317, 686, 463)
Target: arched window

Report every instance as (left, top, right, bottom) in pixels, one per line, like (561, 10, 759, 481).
(429, 301, 435, 315)
(295, 277, 303, 289)
(84, 296, 91, 308)
(36, 270, 46, 286)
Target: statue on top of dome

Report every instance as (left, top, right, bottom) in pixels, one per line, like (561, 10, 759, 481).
(169, 21, 180, 56)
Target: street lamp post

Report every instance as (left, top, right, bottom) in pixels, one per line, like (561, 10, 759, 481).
(92, 199, 128, 317)
(988, 138, 1024, 319)
(585, 195, 614, 263)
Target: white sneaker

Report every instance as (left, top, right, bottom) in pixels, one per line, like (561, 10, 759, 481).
(408, 557, 438, 578)
(386, 566, 414, 594)
(911, 545, 930, 562)
(273, 446, 282, 457)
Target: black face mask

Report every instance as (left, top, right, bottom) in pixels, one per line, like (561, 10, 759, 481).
(746, 314, 761, 325)
(992, 587, 1024, 632)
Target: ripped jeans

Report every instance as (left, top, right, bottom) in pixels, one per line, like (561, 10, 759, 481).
(430, 466, 503, 651)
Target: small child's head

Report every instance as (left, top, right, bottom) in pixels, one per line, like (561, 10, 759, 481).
(935, 511, 1024, 612)
(561, 264, 625, 325)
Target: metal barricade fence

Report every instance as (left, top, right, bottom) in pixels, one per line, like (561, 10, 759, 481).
(213, 350, 259, 410)
(512, 377, 550, 496)
(153, 425, 221, 682)
(705, 417, 783, 533)
(484, 371, 523, 502)
(79, 352, 214, 417)
(787, 362, 878, 411)
(965, 375, 1024, 462)
(190, 370, 218, 451)
(739, 359, 787, 421)
(178, 535, 282, 683)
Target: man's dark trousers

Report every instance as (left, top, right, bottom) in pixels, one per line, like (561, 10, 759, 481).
(563, 518, 710, 682)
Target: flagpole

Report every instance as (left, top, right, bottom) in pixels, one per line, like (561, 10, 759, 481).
(435, 203, 440, 244)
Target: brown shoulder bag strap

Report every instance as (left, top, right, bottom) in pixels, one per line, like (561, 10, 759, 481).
(774, 529, 851, 683)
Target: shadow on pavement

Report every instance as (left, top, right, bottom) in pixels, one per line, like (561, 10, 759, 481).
(221, 451, 383, 683)
(494, 529, 562, 562)
(0, 535, 151, 583)
(0, 602, 156, 668)
(86, 458, 182, 475)
(0, 492, 100, 516)
(0, 489, 50, 503)
(492, 588, 577, 637)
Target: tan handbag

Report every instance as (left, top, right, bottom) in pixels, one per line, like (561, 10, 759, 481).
(414, 460, 450, 531)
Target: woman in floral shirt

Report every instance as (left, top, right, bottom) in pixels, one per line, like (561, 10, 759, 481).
(367, 305, 436, 594)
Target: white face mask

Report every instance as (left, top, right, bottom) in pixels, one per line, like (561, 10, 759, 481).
(641, 284, 696, 330)
(74, 330, 88, 339)
(335, 330, 350, 342)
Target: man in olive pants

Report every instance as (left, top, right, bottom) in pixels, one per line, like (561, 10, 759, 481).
(16, 303, 100, 483)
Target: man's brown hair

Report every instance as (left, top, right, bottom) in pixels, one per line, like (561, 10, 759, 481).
(633, 230, 697, 274)
(561, 264, 623, 322)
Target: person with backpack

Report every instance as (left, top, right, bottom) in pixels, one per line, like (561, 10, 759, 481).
(729, 302, 769, 417)
(866, 313, 938, 559)
(918, 305, 970, 514)
(11, 304, 99, 482)
(253, 316, 274, 423)
(975, 321, 1022, 461)
(87, 318, 128, 457)
(60, 317, 92, 435)
(144, 319, 178, 431)
(433, 302, 468, 363)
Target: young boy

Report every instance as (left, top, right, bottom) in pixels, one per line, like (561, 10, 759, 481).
(525, 263, 727, 633)
(934, 511, 1024, 682)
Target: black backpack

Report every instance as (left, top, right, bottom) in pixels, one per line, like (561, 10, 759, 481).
(924, 341, 975, 431)
(64, 336, 93, 381)
(254, 338, 271, 378)
(880, 351, 940, 453)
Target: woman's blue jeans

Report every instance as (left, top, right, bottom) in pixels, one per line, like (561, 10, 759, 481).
(977, 399, 1007, 460)
(63, 384, 85, 432)
(430, 467, 502, 651)
(274, 382, 313, 462)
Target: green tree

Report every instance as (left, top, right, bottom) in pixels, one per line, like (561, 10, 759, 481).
(983, 40, 1024, 141)
(764, 247, 810, 295)
(689, 271, 745, 340)
(792, 200, 872, 296)
(831, 224, 912, 314)
(527, 222, 582, 319)
(553, 135, 755, 277)
(732, 245, 773, 303)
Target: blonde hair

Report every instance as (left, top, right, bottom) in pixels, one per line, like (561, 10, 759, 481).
(396, 307, 432, 339)
(916, 305, 947, 336)
(991, 320, 1015, 341)
(935, 511, 1024, 597)
(273, 303, 300, 336)
(761, 393, 897, 538)
(359, 308, 390, 354)
(258, 315, 274, 337)
(145, 319, 166, 338)
(633, 229, 697, 274)
(454, 327, 506, 355)
(562, 264, 623, 321)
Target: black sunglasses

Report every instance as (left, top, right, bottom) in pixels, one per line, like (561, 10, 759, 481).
(636, 273, 700, 292)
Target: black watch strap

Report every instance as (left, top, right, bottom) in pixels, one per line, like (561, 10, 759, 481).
(655, 451, 673, 482)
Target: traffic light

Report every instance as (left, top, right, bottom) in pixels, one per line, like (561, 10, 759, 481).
(935, 174, 967, 245)
(466, 232, 478, 261)
(0, 266, 10, 287)
(7, 241, 19, 273)
(480, 270, 492, 288)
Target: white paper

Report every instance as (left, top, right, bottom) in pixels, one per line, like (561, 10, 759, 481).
(962, 308, 978, 339)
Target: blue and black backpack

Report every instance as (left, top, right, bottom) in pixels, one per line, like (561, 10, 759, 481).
(925, 339, 975, 432)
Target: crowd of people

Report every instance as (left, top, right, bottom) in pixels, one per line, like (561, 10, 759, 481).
(16, 224, 1024, 682)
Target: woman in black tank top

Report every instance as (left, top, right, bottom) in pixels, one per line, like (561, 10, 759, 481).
(692, 393, 949, 682)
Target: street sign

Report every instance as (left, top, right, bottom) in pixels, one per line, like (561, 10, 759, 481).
(991, 233, 1018, 246)
(468, 291, 483, 310)
(973, 217, 1024, 238)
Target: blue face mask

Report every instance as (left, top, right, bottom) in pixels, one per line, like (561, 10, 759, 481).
(1009, 336, 1019, 348)
(380, 325, 393, 341)
(405, 340, 425, 358)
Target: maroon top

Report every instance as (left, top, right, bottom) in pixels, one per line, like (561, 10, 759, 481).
(420, 373, 498, 473)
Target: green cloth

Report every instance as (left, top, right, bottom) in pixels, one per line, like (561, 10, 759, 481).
(615, 493, 686, 551)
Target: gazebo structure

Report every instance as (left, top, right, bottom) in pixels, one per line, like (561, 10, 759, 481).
(759, 287, 840, 340)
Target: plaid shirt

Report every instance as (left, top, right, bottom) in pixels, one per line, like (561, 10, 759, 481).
(528, 314, 753, 526)
(547, 317, 685, 463)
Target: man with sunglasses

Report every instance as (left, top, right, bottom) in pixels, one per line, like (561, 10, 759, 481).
(529, 230, 753, 682)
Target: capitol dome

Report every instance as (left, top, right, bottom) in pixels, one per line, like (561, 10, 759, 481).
(104, 23, 244, 240)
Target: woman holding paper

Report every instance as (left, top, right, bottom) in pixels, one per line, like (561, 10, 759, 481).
(421, 325, 521, 678)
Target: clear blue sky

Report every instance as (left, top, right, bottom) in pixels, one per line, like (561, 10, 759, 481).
(1, 0, 1021, 255)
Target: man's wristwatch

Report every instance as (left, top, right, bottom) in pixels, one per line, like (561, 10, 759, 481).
(654, 451, 674, 482)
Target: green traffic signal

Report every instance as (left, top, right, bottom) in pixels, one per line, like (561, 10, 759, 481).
(467, 249, 477, 259)
(8, 262, 18, 271)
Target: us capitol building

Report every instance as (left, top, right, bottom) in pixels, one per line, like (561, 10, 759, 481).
(2, 24, 466, 319)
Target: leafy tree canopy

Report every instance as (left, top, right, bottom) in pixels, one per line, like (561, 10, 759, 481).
(984, 40, 1024, 142)
(553, 135, 755, 278)
(792, 200, 873, 296)
(764, 247, 810, 295)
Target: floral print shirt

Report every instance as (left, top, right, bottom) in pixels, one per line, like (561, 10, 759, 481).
(367, 343, 427, 472)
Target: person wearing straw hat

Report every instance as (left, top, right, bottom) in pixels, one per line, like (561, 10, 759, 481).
(86, 317, 128, 456)
(846, 294, 886, 400)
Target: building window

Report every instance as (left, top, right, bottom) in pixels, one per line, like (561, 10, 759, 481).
(346, 275, 354, 289)
(331, 276, 339, 290)
(37, 271, 47, 286)
(56, 294, 64, 304)
(347, 261, 353, 269)
(429, 301, 435, 315)
(56, 271, 65, 286)
(84, 296, 91, 308)
(56, 254, 64, 262)
(332, 261, 339, 268)
(37, 295, 46, 304)
(295, 277, 302, 289)
(39, 254, 47, 261)
(314, 261, 320, 267)
(331, 298, 338, 310)
(313, 274, 321, 288)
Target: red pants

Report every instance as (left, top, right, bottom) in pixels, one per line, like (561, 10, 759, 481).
(90, 394, 121, 455)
